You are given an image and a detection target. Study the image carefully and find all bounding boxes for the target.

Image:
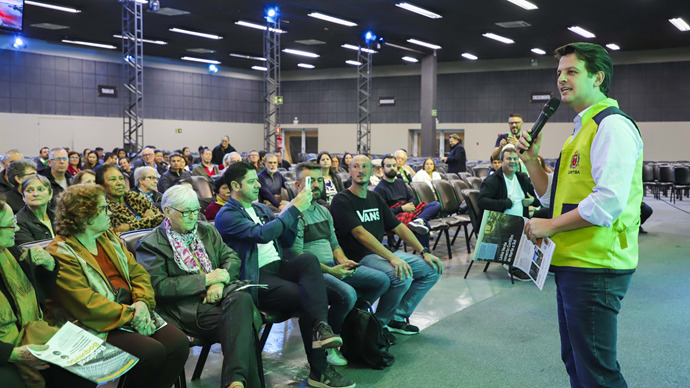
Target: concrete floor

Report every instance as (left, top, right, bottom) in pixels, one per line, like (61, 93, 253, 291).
(102, 194, 682, 388)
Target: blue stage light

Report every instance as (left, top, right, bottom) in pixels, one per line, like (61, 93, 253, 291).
(364, 31, 377, 44)
(265, 6, 280, 23)
(12, 37, 26, 49)
(208, 64, 219, 73)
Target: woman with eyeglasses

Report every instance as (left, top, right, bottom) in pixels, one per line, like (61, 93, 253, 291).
(15, 176, 55, 246)
(0, 195, 94, 388)
(45, 184, 189, 388)
(137, 185, 262, 388)
(66, 152, 82, 178)
(96, 165, 164, 233)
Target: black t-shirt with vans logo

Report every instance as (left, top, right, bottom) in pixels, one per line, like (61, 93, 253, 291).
(330, 189, 401, 261)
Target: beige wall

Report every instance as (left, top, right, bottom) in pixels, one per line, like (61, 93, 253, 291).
(0, 113, 263, 155)
(1, 112, 686, 161)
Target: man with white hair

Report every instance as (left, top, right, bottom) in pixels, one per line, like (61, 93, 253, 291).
(133, 166, 162, 206)
(257, 154, 288, 211)
(137, 185, 262, 388)
(393, 149, 416, 184)
(0, 149, 24, 194)
(40, 148, 71, 205)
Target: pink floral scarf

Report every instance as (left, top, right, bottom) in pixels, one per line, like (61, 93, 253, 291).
(163, 218, 214, 273)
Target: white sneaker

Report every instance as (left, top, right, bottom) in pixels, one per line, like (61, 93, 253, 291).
(407, 219, 429, 234)
(326, 348, 348, 366)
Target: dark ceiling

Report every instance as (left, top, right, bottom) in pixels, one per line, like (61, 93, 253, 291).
(11, 0, 690, 71)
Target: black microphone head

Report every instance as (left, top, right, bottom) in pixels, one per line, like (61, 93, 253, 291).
(542, 97, 561, 117)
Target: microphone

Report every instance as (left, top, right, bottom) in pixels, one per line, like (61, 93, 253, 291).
(520, 97, 561, 154)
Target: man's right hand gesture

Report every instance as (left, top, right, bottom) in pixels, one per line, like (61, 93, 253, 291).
(390, 256, 413, 280)
(290, 185, 313, 212)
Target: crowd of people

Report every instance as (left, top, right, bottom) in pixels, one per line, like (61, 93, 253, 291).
(0, 135, 456, 388)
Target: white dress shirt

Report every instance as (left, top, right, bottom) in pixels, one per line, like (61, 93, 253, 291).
(537, 104, 643, 227)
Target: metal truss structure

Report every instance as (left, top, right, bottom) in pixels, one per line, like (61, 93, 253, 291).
(356, 45, 373, 154)
(263, 19, 281, 152)
(121, 0, 144, 155)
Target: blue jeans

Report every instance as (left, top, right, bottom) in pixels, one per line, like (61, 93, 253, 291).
(359, 250, 441, 326)
(408, 201, 442, 248)
(555, 270, 633, 388)
(323, 264, 390, 333)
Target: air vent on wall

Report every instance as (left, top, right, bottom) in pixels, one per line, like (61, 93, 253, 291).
(495, 20, 531, 28)
(31, 23, 69, 30)
(294, 39, 326, 45)
(150, 7, 190, 16)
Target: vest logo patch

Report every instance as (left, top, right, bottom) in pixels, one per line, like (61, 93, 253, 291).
(570, 152, 580, 169)
(356, 209, 380, 223)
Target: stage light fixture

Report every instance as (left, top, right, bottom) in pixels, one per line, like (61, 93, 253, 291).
(265, 6, 280, 23)
(364, 31, 377, 45)
(12, 37, 26, 49)
(208, 64, 219, 73)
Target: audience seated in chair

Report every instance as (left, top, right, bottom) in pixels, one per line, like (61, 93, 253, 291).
(289, 162, 391, 366)
(192, 148, 220, 184)
(137, 185, 262, 388)
(5, 158, 37, 213)
(133, 166, 162, 207)
(330, 155, 443, 336)
(204, 177, 231, 221)
(158, 153, 192, 194)
(374, 155, 441, 249)
(214, 162, 355, 388)
(97, 164, 164, 233)
(316, 152, 345, 205)
(45, 184, 189, 388)
(258, 154, 289, 211)
(15, 175, 56, 246)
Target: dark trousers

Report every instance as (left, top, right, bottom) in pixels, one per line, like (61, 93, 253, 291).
(412, 201, 442, 248)
(0, 363, 97, 388)
(640, 202, 653, 225)
(106, 323, 189, 388)
(185, 291, 262, 388)
(258, 254, 329, 374)
(555, 270, 633, 388)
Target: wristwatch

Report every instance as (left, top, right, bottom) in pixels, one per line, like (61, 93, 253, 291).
(421, 248, 432, 255)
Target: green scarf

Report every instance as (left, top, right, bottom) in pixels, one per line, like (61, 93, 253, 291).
(0, 248, 41, 346)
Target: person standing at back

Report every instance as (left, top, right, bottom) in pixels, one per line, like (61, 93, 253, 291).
(518, 42, 643, 388)
(441, 134, 466, 173)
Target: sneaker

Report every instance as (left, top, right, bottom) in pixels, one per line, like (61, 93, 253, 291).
(387, 320, 420, 335)
(326, 348, 348, 366)
(508, 266, 532, 282)
(307, 365, 356, 388)
(407, 219, 429, 234)
(313, 321, 343, 350)
(382, 327, 397, 345)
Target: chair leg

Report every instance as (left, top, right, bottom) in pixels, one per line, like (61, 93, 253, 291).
(192, 343, 211, 381)
(450, 225, 461, 245)
(482, 262, 491, 272)
(463, 224, 471, 253)
(175, 369, 187, 388)
(444, 228, 452, 260)
(259, 322, 274, 350)
(432, 231, 441, 250)
(463, 260, 474, 279)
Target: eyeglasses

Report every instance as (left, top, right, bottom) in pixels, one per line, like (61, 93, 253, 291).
(171, 207, 201, 217)
(144, 176, 159, 181)
(97, 204, 110, 215)
(0, 216, 17, 229)
(51, 157, 68, 162)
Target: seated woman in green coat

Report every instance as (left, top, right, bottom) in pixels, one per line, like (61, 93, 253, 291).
(137, 185, 262, 388)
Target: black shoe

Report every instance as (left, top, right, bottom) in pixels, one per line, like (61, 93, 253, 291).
(639, 226, 648, 234)
(382, 327, 397, 345)
(313, 321, 343, 350)
(307, 365, 356, 388)
(508, 267, 532, 282)
(387, 320, 420, 335)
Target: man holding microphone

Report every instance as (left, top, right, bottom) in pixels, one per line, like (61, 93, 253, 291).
(517, 43, 643, 388)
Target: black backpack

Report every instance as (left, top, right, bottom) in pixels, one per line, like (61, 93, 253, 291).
(340, 302, 395, 369)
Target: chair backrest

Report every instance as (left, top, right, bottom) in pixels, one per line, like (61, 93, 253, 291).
(674, 167, 690, 185)
(659, 166, 674, 182)
(436, 165, 447, 174)
(119, 228, 153, 255)
(451, 180, 469, 204)
(446, 173, 461, 181)
(410, 182, 436, 204)
(285, 181, 298, 200)
(336, 172, 350, 183)
(281, 171, 296, 181)
(653, 164, 660, 181)
(432, 180, 461, 215)
(460, 189, 481, 230)
(458, 172, 472, 181)
(472, 166, 490, 178)
(466, 176, 482, 190)
(642, 164, 654, 182)
(189, 175, 214, 199)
